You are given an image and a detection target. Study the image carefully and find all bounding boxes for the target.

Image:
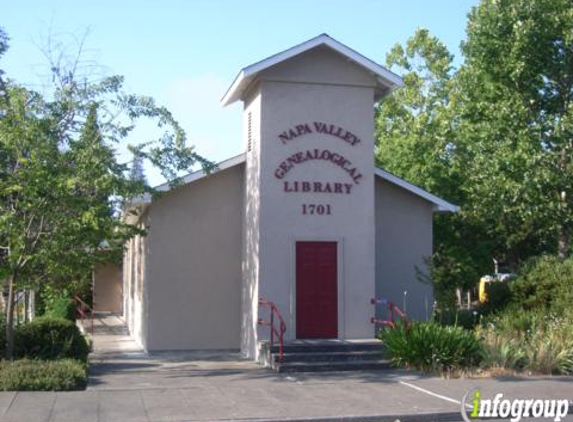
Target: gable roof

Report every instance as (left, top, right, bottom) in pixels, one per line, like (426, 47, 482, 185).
(374, 168, 459, 213)
(150, 153, 458, 213)
(154, 153, 246, 193)
(221, 33, 403, 106)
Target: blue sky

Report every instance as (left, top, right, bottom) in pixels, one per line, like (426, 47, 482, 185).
(2, 0, 478, 184)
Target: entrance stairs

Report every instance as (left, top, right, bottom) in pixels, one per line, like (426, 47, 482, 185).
(258, 339, 392, 373)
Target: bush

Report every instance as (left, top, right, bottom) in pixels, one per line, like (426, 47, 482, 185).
(15, 317, 89, 361)
(43, 296, 76, 321)
(480, 281, 512, 314)
(476, 327, 528, 371)
(378, 321, 482, 374)
(510, 255, 573, 314)
(0, 313, 5, 357)
(477, 310, 573, 375)
(0, 359, 87, 391)
(37, 285, 77, 322)
(434, 308, 480, 330)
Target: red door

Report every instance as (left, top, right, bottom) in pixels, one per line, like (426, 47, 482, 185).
(296, 241, 338, 338)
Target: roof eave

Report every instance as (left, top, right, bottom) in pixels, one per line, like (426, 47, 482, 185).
(221, 34, 403, 107)
(375, 168, 459, 213)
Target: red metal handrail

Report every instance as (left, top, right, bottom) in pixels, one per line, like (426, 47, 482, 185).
(370, 297, 410, 329)
(258, 298, 287, 361)
(74, 296, 94, 336)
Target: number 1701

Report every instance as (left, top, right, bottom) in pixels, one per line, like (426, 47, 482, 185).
(302, 204, 332, 215)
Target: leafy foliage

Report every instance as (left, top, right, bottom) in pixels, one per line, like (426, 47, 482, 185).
(378, 321, 482, 373)
(376, 0, 573, 305)
(477, 311, 573, 374)
(434, 308, 480, 330)
(375, 29, 493, 304)
(0, 359, 87, 391)
(0, 27, 212, 358)
(509, 255, 573, 314)
(14, 317, 89, 361)
(36, 281, 90, 321)
(457, 0, 573, 262)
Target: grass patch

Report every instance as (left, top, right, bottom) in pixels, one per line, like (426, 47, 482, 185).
(0, 359, 88, 391)
(477, 311, 573, 375)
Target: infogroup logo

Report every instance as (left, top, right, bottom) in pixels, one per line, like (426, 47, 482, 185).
(461, 388, 570, 422)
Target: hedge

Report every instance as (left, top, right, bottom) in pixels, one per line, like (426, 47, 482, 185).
(15, 316, 89, 361)
(0, 359, 88, 391)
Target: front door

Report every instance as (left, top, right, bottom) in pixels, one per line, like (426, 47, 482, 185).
(296, 241, 338, 338)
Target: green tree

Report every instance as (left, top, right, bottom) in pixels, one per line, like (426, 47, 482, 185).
(376, 0, 573, 305)
(0, 29, 211, 358)
(457, 0, 573, 261)
(375, 29, 492, 304)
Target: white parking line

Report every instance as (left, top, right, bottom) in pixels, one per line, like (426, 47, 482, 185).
(399, 380, 472, 408)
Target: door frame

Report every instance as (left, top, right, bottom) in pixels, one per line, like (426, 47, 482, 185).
(289, 236, 345, 340)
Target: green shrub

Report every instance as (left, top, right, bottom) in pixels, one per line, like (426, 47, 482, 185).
(480, 281, 512, 314)
(15, 317, 89, 361)
(477, 311, 573, 375)
(0, 359, 87, 391)
(476, 326, 527, 370)
(434, 308, 480, 330)
(0, 313, 5, 357)
(37, 285, 77, 322)
(378, 321, 482, 373)
(43, 296, 76, 321)
(510, 255, 573, 314)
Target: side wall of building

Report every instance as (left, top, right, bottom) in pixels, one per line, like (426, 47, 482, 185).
(375, 177, 434, 321)
(143, 164, 244, 351)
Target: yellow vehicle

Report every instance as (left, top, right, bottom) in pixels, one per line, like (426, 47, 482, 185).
(479, 272, 515, 303)
(478, 275, 494, 303)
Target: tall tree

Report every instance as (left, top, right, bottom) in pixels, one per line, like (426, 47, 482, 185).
(377, 1, 573, 307)
(0, 29, 211, 358)
(375, 29, 492, 304)
(458, 0, 573, 261)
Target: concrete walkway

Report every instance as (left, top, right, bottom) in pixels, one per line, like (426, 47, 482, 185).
(0, 315, 572, 422)
(90, 314, 144, 358)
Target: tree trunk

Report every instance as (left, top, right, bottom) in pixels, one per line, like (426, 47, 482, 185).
(558, 224, 570, 260)
(5, 273, 17, 360)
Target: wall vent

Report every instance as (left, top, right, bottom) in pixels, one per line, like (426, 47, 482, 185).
(247, 111, 253, 152)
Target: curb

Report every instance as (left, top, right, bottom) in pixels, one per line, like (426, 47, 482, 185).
(161, 412, 464, 422)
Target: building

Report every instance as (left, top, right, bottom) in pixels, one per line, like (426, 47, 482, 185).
(99, 34, 457, 360)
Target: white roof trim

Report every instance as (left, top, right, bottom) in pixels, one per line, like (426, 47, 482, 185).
(153, 153, 247, 194)
(375, 168, 459, 213)
(145, 153, 457, 213)
(221, 33, 403, 106)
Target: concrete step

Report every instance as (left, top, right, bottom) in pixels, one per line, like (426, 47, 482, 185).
(269, 341, 383, 354)
(276, 350, 386, 363)
(275, 359, 393, 373)
(260, 340, 393, 373)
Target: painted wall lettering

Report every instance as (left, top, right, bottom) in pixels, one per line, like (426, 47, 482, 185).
(278, 122, 361, 146)
(302, 204, 332, 215)
(274, 149, 363, 184)
(284, 181, 353, 194)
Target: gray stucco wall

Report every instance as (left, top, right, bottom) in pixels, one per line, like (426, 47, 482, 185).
(375, 177, 434, 321)
(144, 164, 244, 351)
(241, 46, 378, 356)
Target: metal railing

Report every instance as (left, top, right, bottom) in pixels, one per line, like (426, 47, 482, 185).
(370, 297, 410, 329)
(74, 296, 94, 336)
(258, 297, 287, 361)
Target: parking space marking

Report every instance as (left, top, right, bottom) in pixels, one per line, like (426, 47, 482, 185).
(399, 380, 471, 408)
